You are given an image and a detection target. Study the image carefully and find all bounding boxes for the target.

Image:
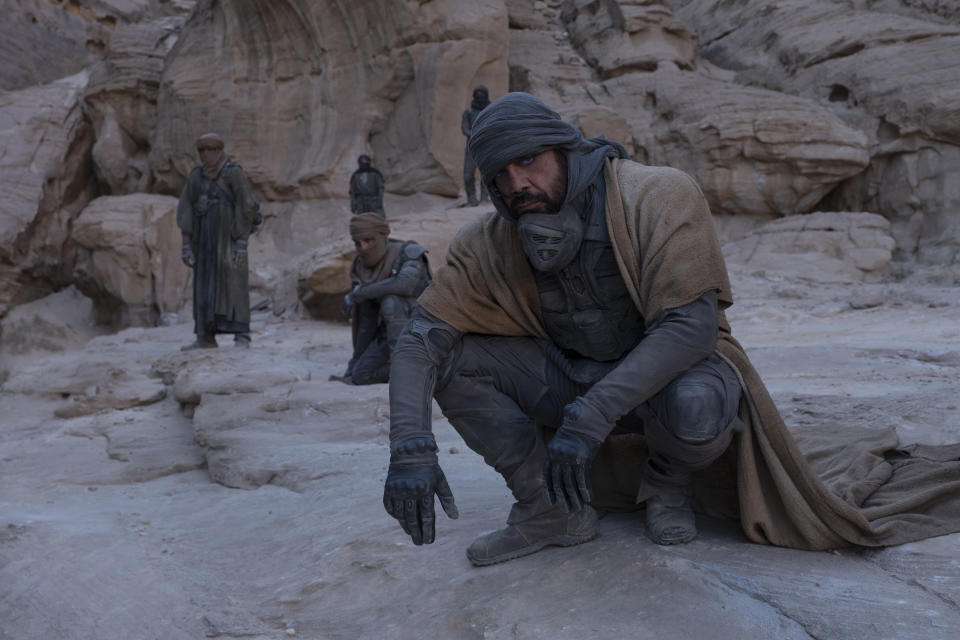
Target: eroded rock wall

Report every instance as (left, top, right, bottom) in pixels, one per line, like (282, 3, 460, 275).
(148, 0, 510, 200)
(667, 0, 960, 262)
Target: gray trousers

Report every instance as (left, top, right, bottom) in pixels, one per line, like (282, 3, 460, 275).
(351, 295, 415, 385)
(434, 335, 742, 508)
(463, 146, 488, 203)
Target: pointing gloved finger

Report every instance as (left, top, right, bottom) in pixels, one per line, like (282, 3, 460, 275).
(404, 497, 424, 545)
(542, 460, 557, 505)
(390, 498, 411, 534)
(433, 470, 459, 519)
(551, 462, 568, 513)
(576, 464, 593, 506)
(562, 464, 582, 512)
(419, 496, 436, 544)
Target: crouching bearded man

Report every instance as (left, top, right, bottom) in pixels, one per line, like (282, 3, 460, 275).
(341, 212, 431, 385)
(382, 92, 743, 566)
(384, 92, 960, 567)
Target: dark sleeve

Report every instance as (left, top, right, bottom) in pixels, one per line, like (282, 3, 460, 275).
(176, 170, 196, 239)
(461, 109, 472, 137)
(225, 166, 260, 240)
(575, 291, 719, 441)
(388, 307, 463, 452)
(354, 258, 427, 302)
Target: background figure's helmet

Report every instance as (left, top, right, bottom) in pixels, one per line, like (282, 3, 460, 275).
(358, 154, 371, 167)
(472, 86, 489, 101)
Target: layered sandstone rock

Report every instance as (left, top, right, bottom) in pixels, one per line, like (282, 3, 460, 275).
(722, 211, 896, 284)
(668, 0, 960, 262)
(0, 71, 95, 310)
(0, 0, 195, 92)
(602, 66, 870, 218)
(149, 0, 510, 200)
(84, 16, 187, 195)
(2, 0, 959, 332)
(71, 194, 190, 327)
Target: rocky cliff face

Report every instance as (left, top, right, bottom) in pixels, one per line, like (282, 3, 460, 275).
(0, 0, 957, 329)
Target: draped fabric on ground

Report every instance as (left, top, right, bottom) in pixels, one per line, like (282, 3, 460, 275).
(419, 158, 960, 550)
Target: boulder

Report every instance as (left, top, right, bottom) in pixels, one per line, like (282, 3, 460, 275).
(0, 286, 98, 357)
(1, 351, 166, 418)
(0, 71, 96, 308)
(71, 194, 190, 327)
(0, 1, 196, 92)
(669, 0, 960, 261)
(602, 65, 870, 217)
(169, 350, 312, 406)
(84, 16, 187, 194)
(511, 2, 870, 219)
(563, 0, 699, 78)
(722, 211, 896, 284)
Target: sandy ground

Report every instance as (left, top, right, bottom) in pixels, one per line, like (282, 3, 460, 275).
(1, 225, 959, 639)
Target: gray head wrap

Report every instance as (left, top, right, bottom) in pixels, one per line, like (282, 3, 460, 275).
(466, 92, 629, 222)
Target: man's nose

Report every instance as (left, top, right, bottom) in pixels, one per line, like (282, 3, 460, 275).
(502, 166, 530, 195)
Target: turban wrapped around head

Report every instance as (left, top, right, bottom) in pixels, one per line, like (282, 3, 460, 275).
(196, 132, 225, 150)
(466, 92, 628, 220)
(349, 212, 390, 240)
(196, 132, 227, 179)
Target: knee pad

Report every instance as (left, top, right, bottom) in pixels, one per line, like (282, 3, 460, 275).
(662, 379, 728, 444)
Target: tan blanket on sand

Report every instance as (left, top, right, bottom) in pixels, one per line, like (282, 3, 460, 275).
(420, 158, 960, 550)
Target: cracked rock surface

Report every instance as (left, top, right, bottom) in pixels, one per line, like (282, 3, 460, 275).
(2, 202, 960, 639)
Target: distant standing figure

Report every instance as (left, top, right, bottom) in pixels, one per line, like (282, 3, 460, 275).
(341, 213, 431, 385)
(349, 154, 385, 215)
(461, 85, 491, 206)
(177, 133, 261, 350)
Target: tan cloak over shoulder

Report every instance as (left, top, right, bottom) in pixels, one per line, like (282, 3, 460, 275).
(419, 159, 960, 550)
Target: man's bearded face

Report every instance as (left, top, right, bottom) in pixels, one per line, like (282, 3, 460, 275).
(492, 149, 567, 219)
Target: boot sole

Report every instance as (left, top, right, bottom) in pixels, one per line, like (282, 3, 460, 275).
(466, 531, 599, 567)
(646, 527, 697, 545)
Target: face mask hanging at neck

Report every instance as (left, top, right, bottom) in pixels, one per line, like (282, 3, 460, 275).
(517, 206, 583, 274)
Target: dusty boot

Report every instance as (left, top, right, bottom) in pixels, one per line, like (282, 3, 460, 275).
(181, 334, 217, 351)
(466, 503, 599, 566)
(234, 333, 251, 349)
(644, 485, 697, 545)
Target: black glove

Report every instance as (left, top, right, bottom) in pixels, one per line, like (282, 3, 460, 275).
(383, 437, 458, 545)
(231, 238, 248, 265)
(181, 244, 195, 268)
(342, 285, 362, 319)
(543, 403, 604, 512)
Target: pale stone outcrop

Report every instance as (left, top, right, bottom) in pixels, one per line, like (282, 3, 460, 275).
(668, 0, 960, 262)
(149, 0, 510, 200)
(0, 0, 195, 92)
(84, 17, 186, 195)
(563, 0, 699, 77)
(0, 286, 97, 357)
(602, 66, 871, 217)
(2, 351, 166, 418)
(722, 211, 896, 284)
(71, 194, 190, 327)
(0, 71, 95, 309)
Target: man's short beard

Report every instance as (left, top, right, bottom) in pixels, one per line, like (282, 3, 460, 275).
(505, 151, 568, 218)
